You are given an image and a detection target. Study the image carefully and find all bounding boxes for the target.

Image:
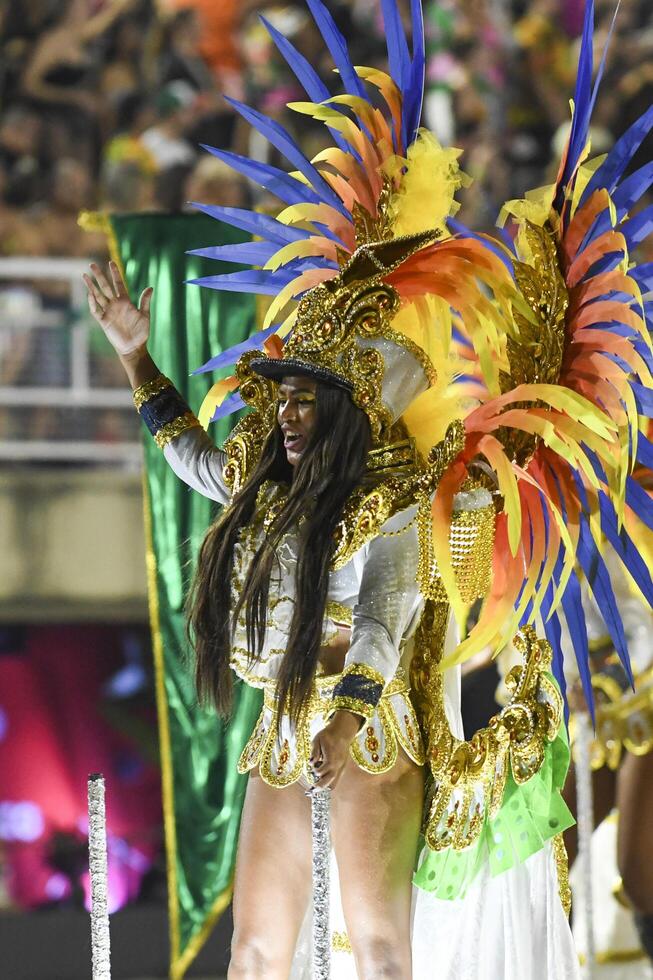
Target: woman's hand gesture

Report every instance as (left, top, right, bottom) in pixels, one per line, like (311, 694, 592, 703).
(83, 261, 153, 360)
(309, 710, 361, 791)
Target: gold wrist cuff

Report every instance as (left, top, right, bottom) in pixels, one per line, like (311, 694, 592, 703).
(133, 374, 173, 410)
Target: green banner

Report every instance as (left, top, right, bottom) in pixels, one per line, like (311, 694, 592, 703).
(109, 213, 263, 978)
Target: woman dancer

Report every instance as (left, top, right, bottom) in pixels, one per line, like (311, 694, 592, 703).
(84, 0, 653, 976)
(84, 254, 429, 977)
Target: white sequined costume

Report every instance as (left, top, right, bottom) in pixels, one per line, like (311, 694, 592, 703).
(153, 417, 580, 980)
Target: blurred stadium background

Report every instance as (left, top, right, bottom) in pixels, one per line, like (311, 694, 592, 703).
(1, 0, 652, 977)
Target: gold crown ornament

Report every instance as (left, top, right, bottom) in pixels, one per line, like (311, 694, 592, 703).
(248, 232, 442, 443)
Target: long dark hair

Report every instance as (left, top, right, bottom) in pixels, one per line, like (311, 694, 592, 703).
(187, 381, 372, 721)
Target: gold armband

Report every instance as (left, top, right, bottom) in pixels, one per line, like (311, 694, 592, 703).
(133, 374, 201, 449)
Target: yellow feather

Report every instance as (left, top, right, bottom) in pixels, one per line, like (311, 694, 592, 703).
(386, 130, 469, 238)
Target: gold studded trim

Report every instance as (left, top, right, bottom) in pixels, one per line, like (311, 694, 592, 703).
(325, 601, 353, 626)
(331, 473, 420, 569)
(570, 665, 653, 771)
(330, 694, 376, 720)
(222, 407, 275, 494)
(153, 413, 202, 449)
(332, 931, 353, 954)
(238, 670, 423, 786)
(367, 438, 418, 473)
(133, 373, 173, 409)
(552, 834, 572, 917)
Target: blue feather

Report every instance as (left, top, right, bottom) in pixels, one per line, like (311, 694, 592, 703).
(187, 268, 298, 295)
(223, 98, 350, 217)
(260, 14, 360, 160)
(201, 144, 324, 207)
(626, 475, 653, 532)
(260, 14, 330, 101)
(193, 323, 281, 375)
(188, 203, 312, 245)
(581, 444, 607, 484)
(630, 262, 653, 293)
(612, 160, 653, 220)
(381, 0, 411, 148)
(621, 204, 653, 250)
(305, 0, 368, 100)
(540, 583, 568, 722)
(189, 253, 338, 295)
(576, 512, 633, 686)
(635, 432, 653, 470)
(581, 250, 626, 281)
(210, 392, 246, 422)
(598, 490, 653, 609)
(555, 0, 594, 210)
(498, 226, 518, 255)
(581, 105, 653, 206)
(634, 340, 653, 374)
(632, 381, 653, 415)
(586, 0, 620, 121)
(187, 241, 279, 266)
(405, 0, 426, 144)
(559, 568, 595, 724)
(577, 207, 614, 255)
(381, 0, 410, 88)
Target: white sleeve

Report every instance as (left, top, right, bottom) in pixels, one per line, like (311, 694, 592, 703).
(331, 506, 421, 717)
(134, 375, 232, 505)
(162, 427, 231, 505)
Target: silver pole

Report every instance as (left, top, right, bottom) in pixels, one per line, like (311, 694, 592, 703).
(575, 714, 595, 978)
(88, 773, 111, 980)
(310, 787, 332, 979)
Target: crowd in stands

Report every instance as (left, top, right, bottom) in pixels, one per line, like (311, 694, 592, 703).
(0, 0, 651, 259)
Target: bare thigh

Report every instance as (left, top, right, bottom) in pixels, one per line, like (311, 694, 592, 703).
(229, 771, 313, 979)
(617, 750, 653, 913)
(331, 751, 425, 980)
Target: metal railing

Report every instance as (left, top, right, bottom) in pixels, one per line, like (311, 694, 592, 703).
(0, 257, 141, 465)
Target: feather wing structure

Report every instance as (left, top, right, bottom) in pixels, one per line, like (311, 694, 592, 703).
(188, 0, 653, 720)
(189, 0, 510, 419)
(430, 0, 653, 717)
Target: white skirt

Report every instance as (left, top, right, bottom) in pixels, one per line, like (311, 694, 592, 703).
(291, 643, 580, 978)
(290, 840, 579, 979)
(411, 842, 579, 980)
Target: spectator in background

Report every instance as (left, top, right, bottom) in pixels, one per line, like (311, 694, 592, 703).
(21, 0, 138, 112)
(101, 156, 157, 213)
(140, 81, 197, 171)
(31, 158, 107, 257)
(98, 6, 154, 127)
(157, 8, 216, 94)
(0, 0, 649, 250)
(101, 91, 158, 204)
(184, 156, 249, 209)
(169, 0, 244, 98)
(0, 105, 45, 208)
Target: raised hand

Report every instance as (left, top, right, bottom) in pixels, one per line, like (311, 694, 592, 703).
(83, 261, 153, 359)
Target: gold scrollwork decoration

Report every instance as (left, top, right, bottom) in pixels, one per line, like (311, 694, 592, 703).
(419, 625, 563, 853)
(498, 220, 569, 466)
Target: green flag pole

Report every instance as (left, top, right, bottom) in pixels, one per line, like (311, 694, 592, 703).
(82, 211, 263, 978)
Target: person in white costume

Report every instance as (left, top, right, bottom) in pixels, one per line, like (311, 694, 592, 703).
(83, 251, 579, 979)
(83, 0, 653, 974)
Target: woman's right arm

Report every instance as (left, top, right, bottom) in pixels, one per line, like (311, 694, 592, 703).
(83, 262, 231, 505)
